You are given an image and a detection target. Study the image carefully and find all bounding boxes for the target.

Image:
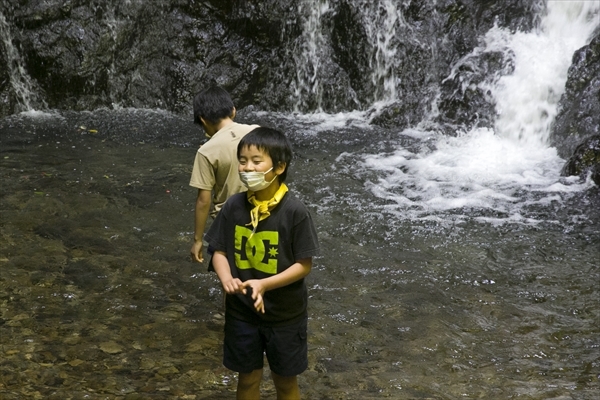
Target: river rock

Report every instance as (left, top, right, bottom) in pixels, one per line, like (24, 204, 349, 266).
(561, 134, 600, 185)
(550, 33, 600, 181)
(99, 341, 124, 354)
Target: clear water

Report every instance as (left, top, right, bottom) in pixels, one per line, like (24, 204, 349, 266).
(0, 109, 598, 399)
(1, 1, 599, 399)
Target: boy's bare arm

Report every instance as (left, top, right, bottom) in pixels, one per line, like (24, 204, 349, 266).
(241, 258, 312, 314)
(212, 251, 244, 294)
(190, 189, 211, 263)
(261, 258, 312, 292)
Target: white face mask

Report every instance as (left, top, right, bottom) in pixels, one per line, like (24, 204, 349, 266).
(239, 167, 276, 191)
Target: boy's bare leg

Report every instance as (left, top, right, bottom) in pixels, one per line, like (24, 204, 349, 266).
(271, 371, 300, 400)
(237, 369, 262, 400)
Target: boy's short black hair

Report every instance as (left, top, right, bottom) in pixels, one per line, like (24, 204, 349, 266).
(238, 127, 293, 182)
(193, 86, 235, 125)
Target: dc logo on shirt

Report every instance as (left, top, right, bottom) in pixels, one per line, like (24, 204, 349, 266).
(234, 225, 279, 275)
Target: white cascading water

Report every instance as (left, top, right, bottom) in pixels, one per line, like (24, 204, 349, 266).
(361, 1, 599, 224)
(361, 0, 404, 105)
(292, 0, 404, 112)
(492, 1, 599, 145)
(0, 3, 125, 114)
(0, 12, 46, 112)
(292, 0, 331, 112)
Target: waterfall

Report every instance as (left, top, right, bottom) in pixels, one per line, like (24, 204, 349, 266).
(292, 0, 331, 112)
(292, 0, 405, 113)
(94, 3, 122, 109)
(362, 0, 405, 105)
(0, 12, 46, 112)
(361, 1, 599, 224)
(489, 1, 600, 145)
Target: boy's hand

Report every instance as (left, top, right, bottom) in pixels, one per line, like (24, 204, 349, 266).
(221, 278, 244, 295)
(190, 240, 204, 263)
(241, 280, 266, 314)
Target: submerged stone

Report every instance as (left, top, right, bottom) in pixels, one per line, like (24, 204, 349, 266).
(99, 341, 124, 354)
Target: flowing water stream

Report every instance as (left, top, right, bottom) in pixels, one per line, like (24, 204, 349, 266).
(1, 1, 599, 399)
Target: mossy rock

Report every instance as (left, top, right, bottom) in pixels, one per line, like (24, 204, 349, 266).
(561, 135, 600, 185)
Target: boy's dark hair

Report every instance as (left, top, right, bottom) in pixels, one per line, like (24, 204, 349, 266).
(193, 86, 235, 125)
(238, 127, 293, 182)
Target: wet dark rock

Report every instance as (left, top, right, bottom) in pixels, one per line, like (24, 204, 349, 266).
(426, 0, 536, 135)
(435, 50, 508, 135)
(0, 51, 9, 117)
(1, 0, 598, 173)
(561, 135, 600, 185)
(550, 33, 600, 178)
(330, 2, 371, 102)
(1, 0, 539, 118)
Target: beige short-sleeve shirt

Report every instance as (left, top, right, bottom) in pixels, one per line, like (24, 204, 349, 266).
(189, 122, 259, 216)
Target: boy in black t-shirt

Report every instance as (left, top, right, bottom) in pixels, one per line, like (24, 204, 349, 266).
(205, 127, 320, 399)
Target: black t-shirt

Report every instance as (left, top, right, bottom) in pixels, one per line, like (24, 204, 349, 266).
(205, 191, 320, 326)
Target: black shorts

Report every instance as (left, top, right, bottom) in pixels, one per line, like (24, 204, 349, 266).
(223, 316, 308, 377)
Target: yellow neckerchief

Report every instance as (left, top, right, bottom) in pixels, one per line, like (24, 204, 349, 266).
(246, 183, 288, 237)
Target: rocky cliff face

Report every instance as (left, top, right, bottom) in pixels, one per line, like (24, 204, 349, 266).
(549, 33, 600, 184)
(1, 0, 598, 181)
(0, 0, 538, 116)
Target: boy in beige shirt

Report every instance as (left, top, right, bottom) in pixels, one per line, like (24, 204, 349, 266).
(189, 86, 259, 263)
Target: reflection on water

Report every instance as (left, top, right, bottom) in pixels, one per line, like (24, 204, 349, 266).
(1, 111, 599, 399)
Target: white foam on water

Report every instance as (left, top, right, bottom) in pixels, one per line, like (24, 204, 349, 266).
(363, 128, 593, 221)
(253, 110, 372, 133)
(19, 109, 62, 119)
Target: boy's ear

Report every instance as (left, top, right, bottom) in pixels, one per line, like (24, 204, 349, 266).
(230, 107, 236, 120)
(275, 162, 287, 176)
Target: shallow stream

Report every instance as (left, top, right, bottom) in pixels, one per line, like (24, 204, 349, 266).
(1, 109, 598, 399)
